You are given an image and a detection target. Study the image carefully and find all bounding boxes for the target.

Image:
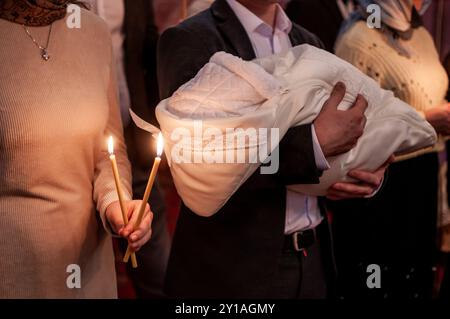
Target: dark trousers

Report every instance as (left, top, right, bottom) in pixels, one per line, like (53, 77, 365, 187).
(440, 254, 450, 299)
(331, 153, 439, 299)
(443, 141, 450, 298)
(269, 224, 329, 299)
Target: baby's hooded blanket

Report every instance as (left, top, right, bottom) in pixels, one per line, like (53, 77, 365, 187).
(154, 44, 436, 216)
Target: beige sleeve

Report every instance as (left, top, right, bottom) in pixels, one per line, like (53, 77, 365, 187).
(93, 52, 133, 233)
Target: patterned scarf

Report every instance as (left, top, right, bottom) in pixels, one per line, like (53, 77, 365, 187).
(359, 0, 414, 32)
(0, 0, 69, 26)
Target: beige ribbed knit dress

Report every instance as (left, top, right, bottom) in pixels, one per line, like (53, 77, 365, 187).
(0, 10, 132, 298)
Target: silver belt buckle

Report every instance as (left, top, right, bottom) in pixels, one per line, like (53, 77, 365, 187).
(292, 232, 302, 252)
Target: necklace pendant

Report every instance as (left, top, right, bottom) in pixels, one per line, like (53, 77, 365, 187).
(41, 49, 50, 61)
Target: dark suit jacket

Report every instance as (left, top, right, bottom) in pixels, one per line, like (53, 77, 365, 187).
(286, 0, 345, 52)
(123, 0, 164, 196)
(158, 0, 331, 298)
(123, 0, 162, 169)
(124, 0, 159, 126)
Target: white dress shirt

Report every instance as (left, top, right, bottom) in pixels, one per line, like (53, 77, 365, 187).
(226, 0, 329, 233)
(88, 0, 131, 126)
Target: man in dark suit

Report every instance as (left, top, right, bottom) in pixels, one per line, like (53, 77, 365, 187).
(157, 0, 386, 298)
(91, 0, 171, 298)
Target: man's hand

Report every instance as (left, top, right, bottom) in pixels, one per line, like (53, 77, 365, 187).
(106, 200, 153, 252)
(314, 82, 368, 157)
(425, 103, 450, 135)
(327, 156, 394, 200)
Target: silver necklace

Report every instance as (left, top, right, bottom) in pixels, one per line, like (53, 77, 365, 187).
(23, 24, 53, 61)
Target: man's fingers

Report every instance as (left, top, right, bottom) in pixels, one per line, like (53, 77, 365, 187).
(348, 170, 382, 187)
(331, 182, 374, 196)
(375, 160, 391, 174)
(350, 94, 369, 114)
(323, 82, 346, 111)
(361, 112, 367, 129)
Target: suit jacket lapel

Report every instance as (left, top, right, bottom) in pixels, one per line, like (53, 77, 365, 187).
(211, 0, 256, 61)
(289, 26, 305, 47)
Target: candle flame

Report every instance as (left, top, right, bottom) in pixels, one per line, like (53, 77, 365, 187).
(157, 133, 164, 157)
(108, 136, 114, 155)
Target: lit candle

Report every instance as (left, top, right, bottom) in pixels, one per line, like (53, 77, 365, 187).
(123, 133, 164, 265)
(108, 136, 138, 268)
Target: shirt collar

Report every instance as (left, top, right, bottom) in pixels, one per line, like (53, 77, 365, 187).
(226, 0, 292, 36)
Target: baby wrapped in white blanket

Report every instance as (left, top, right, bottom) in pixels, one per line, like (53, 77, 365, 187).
(153, 44, 436, 216)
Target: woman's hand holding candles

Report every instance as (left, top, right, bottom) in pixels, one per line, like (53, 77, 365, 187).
(105, 200, 153, 251)
(123, 133, 164, 264)
(107, 136, 154, 267)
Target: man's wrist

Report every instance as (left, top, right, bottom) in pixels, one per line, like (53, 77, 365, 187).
(311, 124, 331, 171)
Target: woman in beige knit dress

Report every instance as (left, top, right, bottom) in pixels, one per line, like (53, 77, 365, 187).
(0, 0, 153, 298)
(332, 0, 449, 298)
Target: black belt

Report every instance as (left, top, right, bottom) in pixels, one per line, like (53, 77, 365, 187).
(284, 228, 316, 253)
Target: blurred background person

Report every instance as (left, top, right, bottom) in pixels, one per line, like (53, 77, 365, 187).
(0, 0, 152, 298)
(441, 51, 450, 299)
(332, 0, 449, 299)
(286, 0, 357, 52)
(187, 0, 214, 17)
(87, 0, 171, 298)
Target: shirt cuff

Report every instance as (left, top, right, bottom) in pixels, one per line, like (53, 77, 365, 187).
(311, 124, 331, 171)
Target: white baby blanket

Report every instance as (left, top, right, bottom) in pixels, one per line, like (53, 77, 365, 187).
(148, 44, 436, 216)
